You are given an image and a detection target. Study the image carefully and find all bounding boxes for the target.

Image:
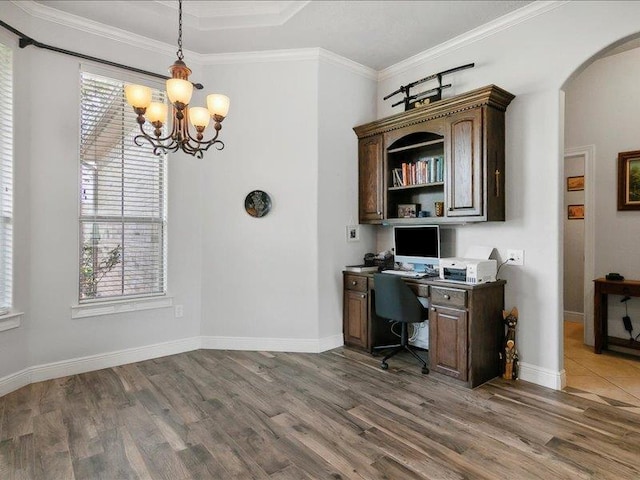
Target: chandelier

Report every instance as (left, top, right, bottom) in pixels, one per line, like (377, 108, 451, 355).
(124, 0, 229, 158)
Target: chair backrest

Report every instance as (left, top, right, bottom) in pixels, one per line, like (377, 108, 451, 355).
(373, 273, 426, 324)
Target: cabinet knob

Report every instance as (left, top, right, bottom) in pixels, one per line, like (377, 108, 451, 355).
(377, 211, 381, 215)
(431, 307, 436, 312)
(352, 281, 357, 286)
(361, 294, 366, 299)
(444, 294, 450, 300)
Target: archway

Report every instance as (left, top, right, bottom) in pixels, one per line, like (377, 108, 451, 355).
(561, 34, 640, 405)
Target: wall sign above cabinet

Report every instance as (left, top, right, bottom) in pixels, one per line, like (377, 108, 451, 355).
(384, 63, 475, 111)
(353, 85, 515, 225)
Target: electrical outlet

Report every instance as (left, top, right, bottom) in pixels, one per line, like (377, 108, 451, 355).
(175, 305, 184, 318)
(506, 249, 524, 266)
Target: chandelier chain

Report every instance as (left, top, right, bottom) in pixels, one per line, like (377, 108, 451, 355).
(176, 0, 184, 60)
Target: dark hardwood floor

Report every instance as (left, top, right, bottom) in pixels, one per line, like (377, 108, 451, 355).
(1, 346, 640, 479)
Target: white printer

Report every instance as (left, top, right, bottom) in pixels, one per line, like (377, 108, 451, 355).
(439, 258, 497, 284)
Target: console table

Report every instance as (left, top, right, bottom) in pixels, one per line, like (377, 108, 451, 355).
(593, 277, 640, 354)
(343, 272, 505, 388)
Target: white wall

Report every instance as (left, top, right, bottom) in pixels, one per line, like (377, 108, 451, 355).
(199, 58, 322, 343)
(198, 54, 376, 348)
(0, 3, 202, 385)
(565, 47, 640, 342)
(317, 58, 377, 340)
(375, 1, 640, 386)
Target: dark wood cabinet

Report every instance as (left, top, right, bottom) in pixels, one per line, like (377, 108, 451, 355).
(343, 289, 368, 349)
(445, 108, 483, 218)
(429, 305, 468, 381)
(343, 274, 368, 349)
(343, 272, 505, 388)
(353, 85, 514, 224)
(429, 281, 506, 387)
(358, 135, 384, 223)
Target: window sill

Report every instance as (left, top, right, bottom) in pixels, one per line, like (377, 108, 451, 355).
(71, 296, 173, 319)
(0, 312, 24, 332)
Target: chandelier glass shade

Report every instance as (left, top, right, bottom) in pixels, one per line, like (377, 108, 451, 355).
(124, 0, 229, 158)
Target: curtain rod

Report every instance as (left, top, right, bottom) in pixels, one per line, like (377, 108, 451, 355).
(0, 19, 204, 90)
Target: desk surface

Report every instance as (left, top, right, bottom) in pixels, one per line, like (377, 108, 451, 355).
(346, 271, 506, 291)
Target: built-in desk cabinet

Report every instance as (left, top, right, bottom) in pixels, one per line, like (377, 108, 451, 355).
(353, 85, 514, 224)
(343, 272, 505, 388)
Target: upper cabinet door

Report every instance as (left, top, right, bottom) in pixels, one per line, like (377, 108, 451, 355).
(358, 135, 384, 223)
(445, 108, 483, 217)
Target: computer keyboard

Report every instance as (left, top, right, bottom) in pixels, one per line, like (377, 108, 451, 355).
(381, 270, 427, 278)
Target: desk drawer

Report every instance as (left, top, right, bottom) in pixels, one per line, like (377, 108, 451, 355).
(345, 274, 368, 292)
(431, 286, 466, 308)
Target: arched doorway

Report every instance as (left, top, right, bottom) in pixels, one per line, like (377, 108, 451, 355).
(562, 38, 640, 407)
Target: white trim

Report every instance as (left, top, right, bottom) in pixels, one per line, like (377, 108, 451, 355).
(71, 296, 173, 319)
(0, 368, 30, 398)
(564, 311, 584, 323)
(200, 47, 318, 65)
(317, 49, 378, 80)
(378, 1, 569, 80)
(200, 47, 376, 79)
(10, 0, 201, 61)
(0, 312, 23, 332)
(318, 334, 344, 352)
(0, 336, 200, 397)
(518, 362, 566, 390)
(564, 145, 595, 345)
(200, 334, 343, 353)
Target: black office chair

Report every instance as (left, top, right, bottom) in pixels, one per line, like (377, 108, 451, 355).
(373, 273, 429, 374)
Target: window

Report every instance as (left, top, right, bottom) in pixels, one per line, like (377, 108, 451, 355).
(0, 42, 13, 316)
(79, 71, 167, 302)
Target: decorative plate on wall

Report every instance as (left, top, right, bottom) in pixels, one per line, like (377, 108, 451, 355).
(244, 190, 272, 218)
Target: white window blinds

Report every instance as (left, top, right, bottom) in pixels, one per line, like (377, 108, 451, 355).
(0, 43, 13, 316)
(79, 71, 167, 302)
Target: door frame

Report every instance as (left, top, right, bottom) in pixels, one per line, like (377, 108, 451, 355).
(564, 145, 595, 345)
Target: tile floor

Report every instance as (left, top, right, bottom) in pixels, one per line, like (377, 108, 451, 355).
(564, 321, 640, 413)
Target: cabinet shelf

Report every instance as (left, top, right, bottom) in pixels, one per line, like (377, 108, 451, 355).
(354, 85, 514, 225)
(389, 181, 444, 191)
(387, 139, 444, 154)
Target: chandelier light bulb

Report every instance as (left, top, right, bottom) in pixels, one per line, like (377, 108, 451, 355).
(189, 107, 211, 129)
(207, 94, 230, 118)
(166, 78, 193, 106)
(146, 102, 168, 124)
(128, 0, 227, 157)
(124, 84, 152, 109)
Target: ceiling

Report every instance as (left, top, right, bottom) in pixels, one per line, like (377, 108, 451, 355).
(30, 0, 532, 71)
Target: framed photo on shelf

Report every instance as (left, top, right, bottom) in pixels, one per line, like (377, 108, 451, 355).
(397, 203, 419, 218)
(567, 175, 584, 191)
(617, 150, 640, 210)
(568, 204, 584, 220)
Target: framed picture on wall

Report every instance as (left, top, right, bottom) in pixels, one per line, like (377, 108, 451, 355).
(618, 150, 640, 210)
(568, 204, 584, 220)
(567, 175, 584, 191)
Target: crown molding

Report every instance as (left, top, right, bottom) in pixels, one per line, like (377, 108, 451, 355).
(200, 47, 377, 80)
(156, 1, 310, 30)
(10, 0, 203, 62)
(378, 1, 570, 81)
(318, 48, 378, 80)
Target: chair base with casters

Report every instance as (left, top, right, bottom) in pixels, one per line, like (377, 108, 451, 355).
(372, 273, 429, 374)
(373, 322, 429, 374)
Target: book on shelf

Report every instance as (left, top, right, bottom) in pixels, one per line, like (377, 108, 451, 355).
(345, 265, 379, 273)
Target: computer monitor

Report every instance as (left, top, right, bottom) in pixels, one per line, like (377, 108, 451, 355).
(393, 225, 440, 268)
